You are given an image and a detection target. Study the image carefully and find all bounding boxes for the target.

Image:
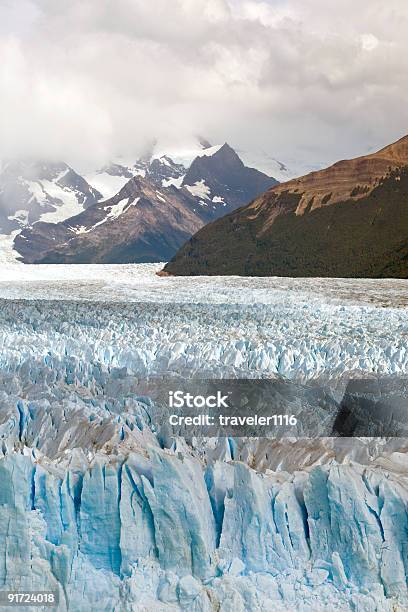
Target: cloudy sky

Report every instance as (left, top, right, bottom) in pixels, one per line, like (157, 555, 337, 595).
(0, 0, 407, 171)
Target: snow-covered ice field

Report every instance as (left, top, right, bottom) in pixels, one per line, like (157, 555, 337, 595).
(0, 262, 407, 307)
(0, 264, 407, 611)
(0, 263, 407, 381)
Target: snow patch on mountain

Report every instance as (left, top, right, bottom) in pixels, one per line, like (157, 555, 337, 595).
(69, 197, 140, 234)
(38, 181, 90, 223)
(7, 209, 29, 224)
(0, 160, 102, 261)
(84, 155, 186, 202)
(84, 169, 143, 200)
(185, 179, 211, 200)
(104, 197, 135, 220)
(82, 172, 130, 200)
(0, 231, 21, 264)
(162, 175, 184, 188)
(151, 143, 223, 169)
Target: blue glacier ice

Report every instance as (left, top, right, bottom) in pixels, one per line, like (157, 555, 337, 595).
(1, 444, 408, 610)
(0, 284, 407, 611)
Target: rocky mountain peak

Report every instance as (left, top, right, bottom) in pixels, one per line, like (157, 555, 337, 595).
(12, 143, 278, 264)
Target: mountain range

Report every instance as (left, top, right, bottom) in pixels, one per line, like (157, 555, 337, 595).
(0, 160, 103, 263)
(164, 135, 408, 278)
(1, 143, 277, 264)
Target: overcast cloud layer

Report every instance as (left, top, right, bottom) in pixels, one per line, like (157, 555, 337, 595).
(0, 0, 407, 169)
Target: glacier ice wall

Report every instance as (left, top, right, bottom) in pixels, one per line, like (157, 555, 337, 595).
(1, 364, 408, 611)
(1, 446, 408, 611)
(0, 294, 407, 610)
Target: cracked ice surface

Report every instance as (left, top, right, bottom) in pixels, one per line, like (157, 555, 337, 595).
(0, 262, 407, 307)
(0, 265, 407, 611)
(0, 298, 406, 382)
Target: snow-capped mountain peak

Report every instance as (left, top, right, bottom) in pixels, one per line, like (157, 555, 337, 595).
(13, 144, 277, 264)
(0, 160, 102, 234)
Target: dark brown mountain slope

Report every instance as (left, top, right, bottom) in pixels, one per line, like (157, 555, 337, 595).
(163, 135, 408, 278)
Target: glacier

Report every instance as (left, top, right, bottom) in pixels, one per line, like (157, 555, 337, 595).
(2, 432, 408, 611)
(0, 297, 406, 382)
(0, 266, 407, 611)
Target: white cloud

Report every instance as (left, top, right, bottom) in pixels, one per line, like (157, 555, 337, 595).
(360, 34, 379, 52)
(0, 0, 407, 169)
